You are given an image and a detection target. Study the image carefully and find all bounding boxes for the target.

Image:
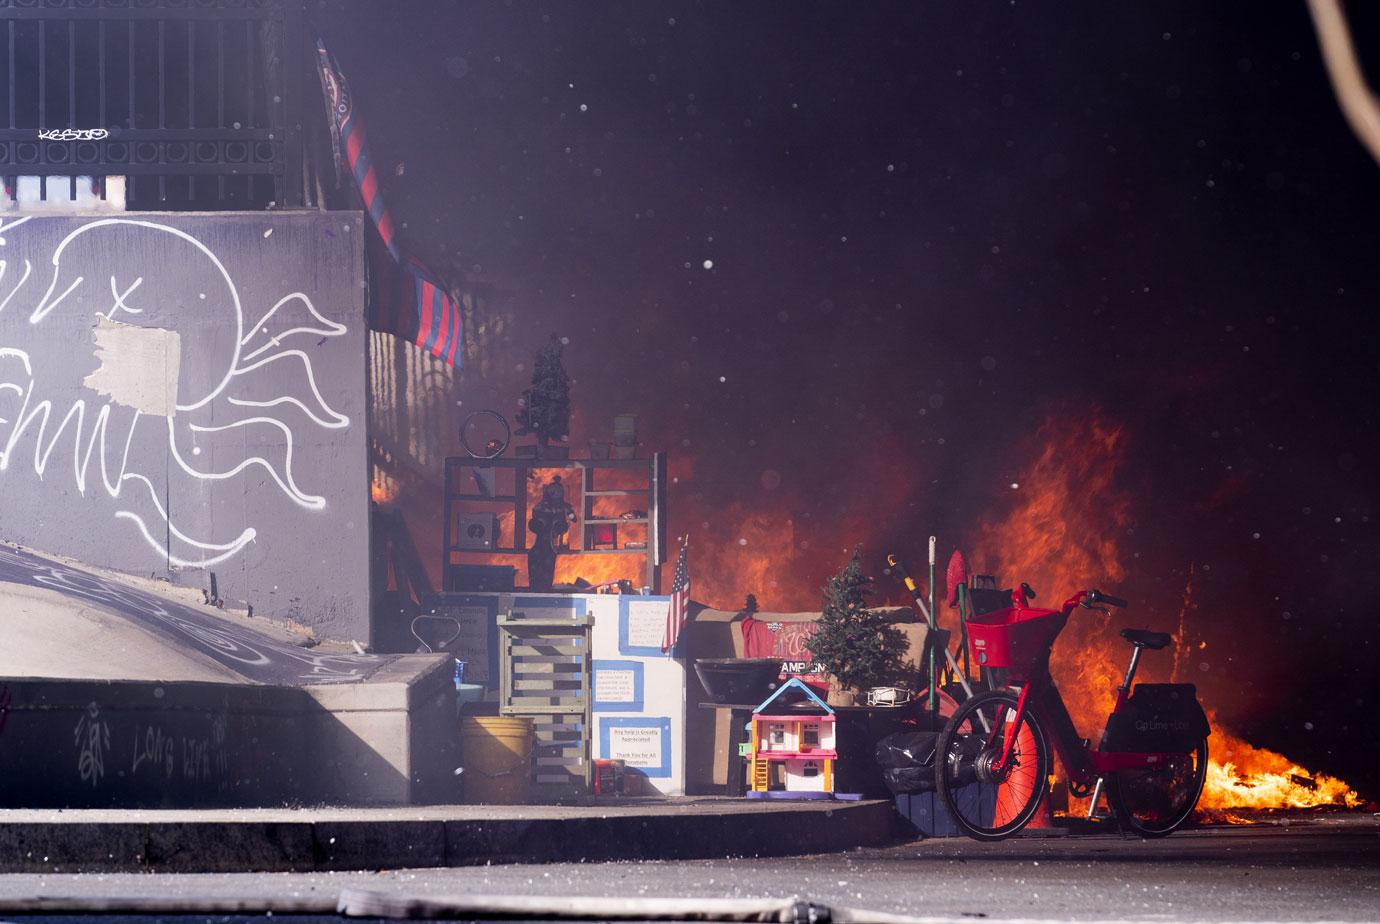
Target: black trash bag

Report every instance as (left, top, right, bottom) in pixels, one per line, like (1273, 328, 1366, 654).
(874, 731, 940, 794)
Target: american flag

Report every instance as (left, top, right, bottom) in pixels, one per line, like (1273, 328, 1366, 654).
(315, 39, 464, 366)
(661, 539, 691, 654)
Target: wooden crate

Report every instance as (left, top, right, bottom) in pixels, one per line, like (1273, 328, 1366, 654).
(498, 614, 592, 796)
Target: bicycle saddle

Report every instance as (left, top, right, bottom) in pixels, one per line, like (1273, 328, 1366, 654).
(1120, 628, 1172, 650)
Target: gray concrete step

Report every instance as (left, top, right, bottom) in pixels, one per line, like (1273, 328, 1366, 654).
(0, 798, 900, 872)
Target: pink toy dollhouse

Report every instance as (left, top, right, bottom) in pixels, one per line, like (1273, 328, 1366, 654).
(747, 677, 838, 799)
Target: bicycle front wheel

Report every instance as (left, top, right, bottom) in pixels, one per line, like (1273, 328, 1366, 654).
(935, 689, 1051, 841)
(1106, 737, 1208, 837)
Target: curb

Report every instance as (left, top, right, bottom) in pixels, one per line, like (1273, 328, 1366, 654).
(0, 800, 901, 872)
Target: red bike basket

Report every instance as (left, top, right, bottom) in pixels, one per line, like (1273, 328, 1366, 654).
(966, 606, 1067, 678)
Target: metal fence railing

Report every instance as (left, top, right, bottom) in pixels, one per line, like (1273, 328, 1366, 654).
(0, 0, 306, 210)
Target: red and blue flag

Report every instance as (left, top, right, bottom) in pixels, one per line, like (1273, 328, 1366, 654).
(315, 39, 463, 366)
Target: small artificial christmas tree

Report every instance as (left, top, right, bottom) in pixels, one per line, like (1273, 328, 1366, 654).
(516, 335, 571, 450)
(807, 547, 908, 695)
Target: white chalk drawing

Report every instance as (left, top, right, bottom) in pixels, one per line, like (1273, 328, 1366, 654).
(0, 217, 350, 568)
(129, 718, 229, 788)
(0, 544, 380, 684)
(126, 716, 229, 795)
(212, 714, 228, 782)
(74, 701, 110, 788)
(132, 723, 176, 778)
(183, 735, 213, 782)
(38, 128, 110, 141)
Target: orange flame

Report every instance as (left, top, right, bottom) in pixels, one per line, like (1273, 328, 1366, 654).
(398, 404, 1359, 813)
(1201, 724, 1359, 810)
(680, 502, 812, 610)
(970, 411, 1360, 814)
(669, 435, 923, 613)
(371, 467, 401, 504)
(971, 414, 1130, 733)
(471, 467, 654, 589)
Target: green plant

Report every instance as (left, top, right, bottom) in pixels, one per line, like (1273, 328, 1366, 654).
(807, 547, 908, 693)
(516, 335, 571, 446)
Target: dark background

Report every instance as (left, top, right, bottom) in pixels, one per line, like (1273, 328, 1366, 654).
(321, 2, 1380, 794)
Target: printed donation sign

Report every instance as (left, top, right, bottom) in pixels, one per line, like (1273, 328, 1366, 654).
(605, 722, 665, 769)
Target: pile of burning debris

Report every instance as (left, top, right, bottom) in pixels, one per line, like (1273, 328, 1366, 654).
(676, 415, 1366, 821)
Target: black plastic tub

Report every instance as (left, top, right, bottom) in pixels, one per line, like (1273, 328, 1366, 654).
(694, 658, 784, 705)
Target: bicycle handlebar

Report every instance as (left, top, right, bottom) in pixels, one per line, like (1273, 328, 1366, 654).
(1088, 589, 1128, 608)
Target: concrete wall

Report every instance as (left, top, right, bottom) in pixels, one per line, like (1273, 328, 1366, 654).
(303, 656, 460, 805)
(0, 678, 310, 808)
(0, 212, 369, 641)
(0, 655, 458, 808)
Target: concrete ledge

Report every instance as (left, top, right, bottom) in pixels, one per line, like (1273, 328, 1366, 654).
(0, 660, 456, 808)
(0, 799, 901, 872)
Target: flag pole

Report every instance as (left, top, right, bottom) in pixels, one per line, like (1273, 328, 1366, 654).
(927, 536, 937, 715)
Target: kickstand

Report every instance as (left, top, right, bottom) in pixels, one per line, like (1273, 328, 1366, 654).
(1086, 776, 1105, 820)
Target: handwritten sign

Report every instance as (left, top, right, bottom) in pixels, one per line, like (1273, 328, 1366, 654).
(595, 668, 635, 704)
(421, 600, 493, 683)
(450, 604, 492, 683)
(592, 659, 644, 712)
(622, 599, 667, 652)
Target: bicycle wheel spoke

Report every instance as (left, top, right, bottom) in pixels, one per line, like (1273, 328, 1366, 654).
(939, 690, 1050, 840)
(1108, 740, 1208, 837)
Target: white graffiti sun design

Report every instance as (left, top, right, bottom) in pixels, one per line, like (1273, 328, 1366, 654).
(0, 216, 350, 568)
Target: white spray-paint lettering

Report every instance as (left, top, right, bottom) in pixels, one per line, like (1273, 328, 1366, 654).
(38, 128, 109, 141)
(73, 701, 110, 787)
(131, 723, 176, 778)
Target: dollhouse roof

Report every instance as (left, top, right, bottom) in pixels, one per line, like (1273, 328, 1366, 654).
(752, 677, 834, 716)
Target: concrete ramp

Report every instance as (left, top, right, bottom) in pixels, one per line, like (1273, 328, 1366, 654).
(0, 546, 460, 808)
(0, 584, 246, 683)
(0, 543, 382, 686)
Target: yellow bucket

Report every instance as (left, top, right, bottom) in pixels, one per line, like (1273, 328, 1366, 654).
(460, 715, 535, 804)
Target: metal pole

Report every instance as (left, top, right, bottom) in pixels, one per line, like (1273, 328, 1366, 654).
(887, 554, 977, 703)
(957, 582, 971, 682)
(927, 536, 937, 714)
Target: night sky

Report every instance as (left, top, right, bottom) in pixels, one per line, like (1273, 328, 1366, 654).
(325, 2, 1380, 794)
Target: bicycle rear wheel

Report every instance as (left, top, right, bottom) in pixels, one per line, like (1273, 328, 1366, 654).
(1106, 737, 1208, 837)
(935, 689, 1050, 841)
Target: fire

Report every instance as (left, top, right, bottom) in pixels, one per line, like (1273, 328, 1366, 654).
(554, 553, 638, 587)
(969, 410, 1361, 815)
(1200, 725, 1359, 810)
(371, 467, 401, 504)
(970, 413, 1130, 733)
(453, 466, 656, 589)
(682, 501, 811, 610)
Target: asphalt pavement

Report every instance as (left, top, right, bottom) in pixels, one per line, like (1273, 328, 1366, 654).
(0, 813, 1374, 922)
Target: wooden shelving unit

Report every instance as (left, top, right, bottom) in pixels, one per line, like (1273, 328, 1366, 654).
(442, 453, 668, 592)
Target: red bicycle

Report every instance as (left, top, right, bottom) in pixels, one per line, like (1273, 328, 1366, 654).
(935, 587, 1210, 840)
